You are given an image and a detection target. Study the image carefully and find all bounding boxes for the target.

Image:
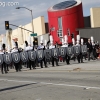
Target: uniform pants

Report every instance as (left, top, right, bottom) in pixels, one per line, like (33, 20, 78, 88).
(19, 61, 22, 71)
(77, 55, 80, 63)
(1, 63, 7, 74)
(14, 62, 19, 72)
(29, 60, 36, 70)
(65, 55, 70, 65)
(51, 57, 59, 66)
(40, 58, 47, 68)
(88, 51, 94, 61)
(6, 65, 9, 71)
(80, 53, 83, 63)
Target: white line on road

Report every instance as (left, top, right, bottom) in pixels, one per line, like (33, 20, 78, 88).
(0, 79, 100, 90)
(0, 79, 37, 84)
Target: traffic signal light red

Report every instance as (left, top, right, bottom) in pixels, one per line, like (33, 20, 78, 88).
(5, 21, 9, 30)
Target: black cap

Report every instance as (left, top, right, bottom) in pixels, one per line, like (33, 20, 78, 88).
(25, 41, 28, 47)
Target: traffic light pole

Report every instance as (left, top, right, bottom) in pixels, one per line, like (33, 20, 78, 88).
(9, 24, 33, 33)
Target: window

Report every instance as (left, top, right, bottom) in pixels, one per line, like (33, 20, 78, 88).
(58, 17, 62, 29)
(57, 17, 63, 38)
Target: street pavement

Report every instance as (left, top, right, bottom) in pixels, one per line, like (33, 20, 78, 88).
(0, 59, 100, 100)
(8, 59, 100, 72)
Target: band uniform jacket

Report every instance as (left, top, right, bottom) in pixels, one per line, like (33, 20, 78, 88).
(61, 44, 68, 47)
(49, 45, 55, 49)
(25, 46, 33, 51)
(86, 42, 93, 52)
(11, 48, 18, 53)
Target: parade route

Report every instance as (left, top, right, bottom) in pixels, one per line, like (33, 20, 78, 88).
(5, 59, 100, 73)
(0, 60, 100, 100)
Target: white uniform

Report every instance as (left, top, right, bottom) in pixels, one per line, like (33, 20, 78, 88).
(25, 46, 33, 51)
(61, 44, 68, 47)
(49, 45, 55, 49)
(76, 44, 80, 46)
(38, 45, 45, 50)
(11, 48, 18, 53)
(0, 51, 4, 54)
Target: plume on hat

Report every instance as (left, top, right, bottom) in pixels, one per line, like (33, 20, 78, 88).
(64, 35, 68, 43)
(77, 35, 80, 41)
(72, 38, 75, 45)
(0, 43, 2, 50)
(81, 39, 84, 43)
(62, 38, 64, 45)
(44, 40, 47, 46)
(50, 35, 53, 43)
(91, 36, 94, 43)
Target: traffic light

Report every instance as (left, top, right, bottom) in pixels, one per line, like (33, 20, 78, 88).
(5, 21, 9, 30)
(71, 33, 74, 38)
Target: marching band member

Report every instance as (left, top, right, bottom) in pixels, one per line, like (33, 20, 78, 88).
(62, 35, 70, 65)
(25, 36, 36, 70)
(49, 35, 59, 67)
(91, 36, 96, 60)
(72, 38, 76, 61)
(11, 40, 20, 72)
(38, 36, 48, 68)
(6, 45, 11, 72)
(1, 37, 8, 74)
(0, 43, 6, 74)
(76, 35, 81, 63)
(24, 41, 29, 68)
(72, 38, 75, 46)
(80, 38, 84, 63)
(86, 38, 93, 61)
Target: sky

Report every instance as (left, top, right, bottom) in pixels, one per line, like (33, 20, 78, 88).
(0, 0, 100, 34)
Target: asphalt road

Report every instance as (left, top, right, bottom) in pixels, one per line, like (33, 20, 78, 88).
(0, 70, 100, 100)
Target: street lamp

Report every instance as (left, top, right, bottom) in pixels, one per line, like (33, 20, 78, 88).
(16, 7, 34, 34)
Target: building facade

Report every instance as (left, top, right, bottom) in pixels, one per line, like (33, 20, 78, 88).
(90, 7, 100, 28)
(48, 0, 84, 44)
(6, 16, 46, 48)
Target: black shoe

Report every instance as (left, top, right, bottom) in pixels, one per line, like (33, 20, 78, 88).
(7, 69, 9, 71)
(81, 61, 84, 63)
(45, 66, 48, 68)
(67, 63, 70, 65)
(5, 71, 8, 74)
(19, 69, 21, 71)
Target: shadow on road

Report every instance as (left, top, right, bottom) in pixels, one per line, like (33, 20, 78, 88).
(0, 83, 37, 92)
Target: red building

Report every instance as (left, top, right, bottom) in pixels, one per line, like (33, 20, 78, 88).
(48, 0, 84, 44)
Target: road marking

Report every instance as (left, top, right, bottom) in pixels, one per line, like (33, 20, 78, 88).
(0, 79, 100, 90)
(0, 79, 37, 84)
(40, 82, 100, 90)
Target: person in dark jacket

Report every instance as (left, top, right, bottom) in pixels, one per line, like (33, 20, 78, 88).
(86, 39, 93, 61)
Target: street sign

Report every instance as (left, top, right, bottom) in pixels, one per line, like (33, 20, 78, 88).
(30, 33, 37, 36)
